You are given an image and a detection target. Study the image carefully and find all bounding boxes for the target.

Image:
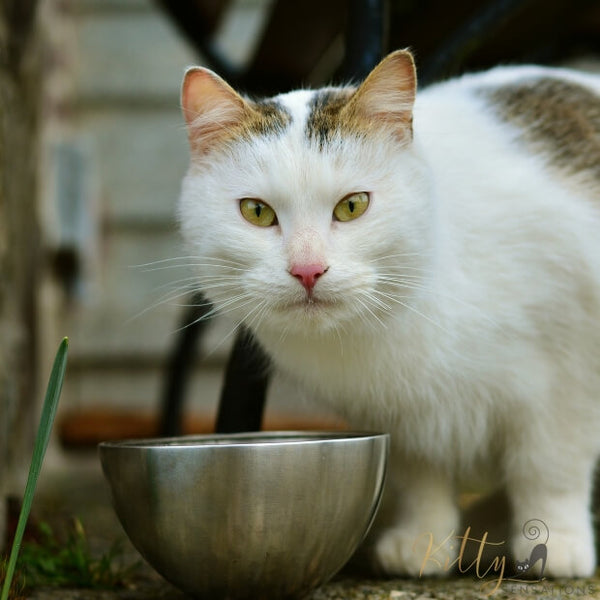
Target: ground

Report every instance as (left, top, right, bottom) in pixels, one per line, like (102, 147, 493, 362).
(16, 450, 600, 600)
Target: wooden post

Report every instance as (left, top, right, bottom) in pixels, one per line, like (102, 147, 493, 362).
(0, 0, 41, 550)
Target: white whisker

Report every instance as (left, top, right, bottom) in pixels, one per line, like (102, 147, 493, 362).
(245, 300, 272, 333)
(372, 287, 451, 335)
(140, 263, 247, 274)
(129, 255, 248, 275)
(204, 297, 271, 357)
(355, 294, 387, 329)
(150, 274, 240, 295)
(176, 294, 257, 338)
(361, 291, 393, 313)
(367, 251, 431, 263)
(376, 275, 502, 330)
(127, 286, 207, 323)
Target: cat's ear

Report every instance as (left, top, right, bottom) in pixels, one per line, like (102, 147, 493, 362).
(345, 49, 416, 137)
(181, 67, 251, 152)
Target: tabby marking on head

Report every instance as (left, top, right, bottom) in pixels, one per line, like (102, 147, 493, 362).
(305, 88, 356, 148)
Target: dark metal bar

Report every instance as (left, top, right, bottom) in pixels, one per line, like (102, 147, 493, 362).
(339, 0, 389, 81)
(153, 0, 243, 85)
(215, 328, 271, 433)
(419, 0, 532, 86)
(159, 293, 212, 437)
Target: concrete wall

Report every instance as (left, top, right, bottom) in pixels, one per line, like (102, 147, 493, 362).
(43, 0, 224, 425)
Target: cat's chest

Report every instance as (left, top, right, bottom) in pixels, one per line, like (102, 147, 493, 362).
(262, 326, 504, 469)
(259, 326, 436, 412)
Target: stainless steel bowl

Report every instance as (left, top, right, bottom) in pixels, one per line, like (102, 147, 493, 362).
(99, 431, 388, 599)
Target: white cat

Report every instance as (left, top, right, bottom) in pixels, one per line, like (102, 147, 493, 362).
(178, 49, 600, 578)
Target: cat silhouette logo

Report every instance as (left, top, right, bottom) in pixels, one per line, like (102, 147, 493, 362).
(515, 519, 548, 578)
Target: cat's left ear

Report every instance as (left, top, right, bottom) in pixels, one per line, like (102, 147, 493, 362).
(345, 49, 416, 137)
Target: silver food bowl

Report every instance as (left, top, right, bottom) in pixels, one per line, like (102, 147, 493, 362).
(99, 431, 388, 599)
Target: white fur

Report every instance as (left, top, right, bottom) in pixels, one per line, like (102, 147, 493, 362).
(179, 65, 600, 578)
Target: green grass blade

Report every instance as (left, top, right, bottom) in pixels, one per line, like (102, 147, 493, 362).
(1, 337, 69, 600)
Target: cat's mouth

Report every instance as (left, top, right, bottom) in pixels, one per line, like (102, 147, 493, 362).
(261, 292, 362, 334)
(283, 295, 338, 311)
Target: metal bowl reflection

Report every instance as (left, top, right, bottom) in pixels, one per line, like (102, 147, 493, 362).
(99, 431, 388, 599)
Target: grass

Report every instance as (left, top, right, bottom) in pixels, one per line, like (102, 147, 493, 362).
(0, 562, 25, 600)
(0, 339, 140, 598)
(15, 518, 139, 590)
(1, 518, 139, 597)
(1, 338, 68, 600)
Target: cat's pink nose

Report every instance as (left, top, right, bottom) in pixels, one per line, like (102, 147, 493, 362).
(290, 263, 327, 293)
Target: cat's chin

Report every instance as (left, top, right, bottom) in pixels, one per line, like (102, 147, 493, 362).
(262, 296, 364, 336)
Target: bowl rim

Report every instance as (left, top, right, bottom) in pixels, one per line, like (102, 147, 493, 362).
(98, 430, 389, 450)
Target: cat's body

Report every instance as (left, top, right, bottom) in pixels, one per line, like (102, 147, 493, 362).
(178, 51, 600, 577)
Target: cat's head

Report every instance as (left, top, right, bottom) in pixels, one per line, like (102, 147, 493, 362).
(515, 560, 530, 573)
(178, 50, 435, 338)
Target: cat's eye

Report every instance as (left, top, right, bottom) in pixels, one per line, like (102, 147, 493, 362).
(240, 198, 278, 227)
(333, 192, 370, 222)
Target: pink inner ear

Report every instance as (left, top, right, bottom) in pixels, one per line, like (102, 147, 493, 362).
(181, 67, 249, 151)
(181, 68, 221, 127)
(181, 68, 201, 126)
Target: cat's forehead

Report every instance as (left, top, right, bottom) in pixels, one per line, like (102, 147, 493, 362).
(208, 86, 388, 202)
(212, 88, 375, 207)
(271, 87, 357, 142)
(271, 89, 316, 127)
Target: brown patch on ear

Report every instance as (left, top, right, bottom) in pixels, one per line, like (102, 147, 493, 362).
(342, 49, 417, 137)
(181, 68, 291, 155)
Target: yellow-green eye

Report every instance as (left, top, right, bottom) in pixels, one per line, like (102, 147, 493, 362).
(240, 198, 277, 227)
(333, 192, 370, 222)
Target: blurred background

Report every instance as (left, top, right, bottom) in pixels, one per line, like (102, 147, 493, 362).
(2, 0, 600, 548)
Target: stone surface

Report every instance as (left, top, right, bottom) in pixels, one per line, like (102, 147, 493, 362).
(23, 577, 600, 600)
(23, 563, 600, 600)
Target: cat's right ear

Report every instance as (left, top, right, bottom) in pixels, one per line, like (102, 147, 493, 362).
(344, 49, 417, 138)
(181, 67, 250, 152)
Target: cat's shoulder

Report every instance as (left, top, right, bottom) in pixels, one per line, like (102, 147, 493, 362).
(419, 64, 600, 179)
(421, 65, 600, 109)
(460, 63, 599, 89)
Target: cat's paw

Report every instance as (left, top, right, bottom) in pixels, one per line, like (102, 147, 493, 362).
(512, 528, 595, 578)
(373, 526, 456, 577)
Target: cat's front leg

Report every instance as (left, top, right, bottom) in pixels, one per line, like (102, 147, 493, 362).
(373, 462, 459, 577)
(507, 458, 597, 578)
